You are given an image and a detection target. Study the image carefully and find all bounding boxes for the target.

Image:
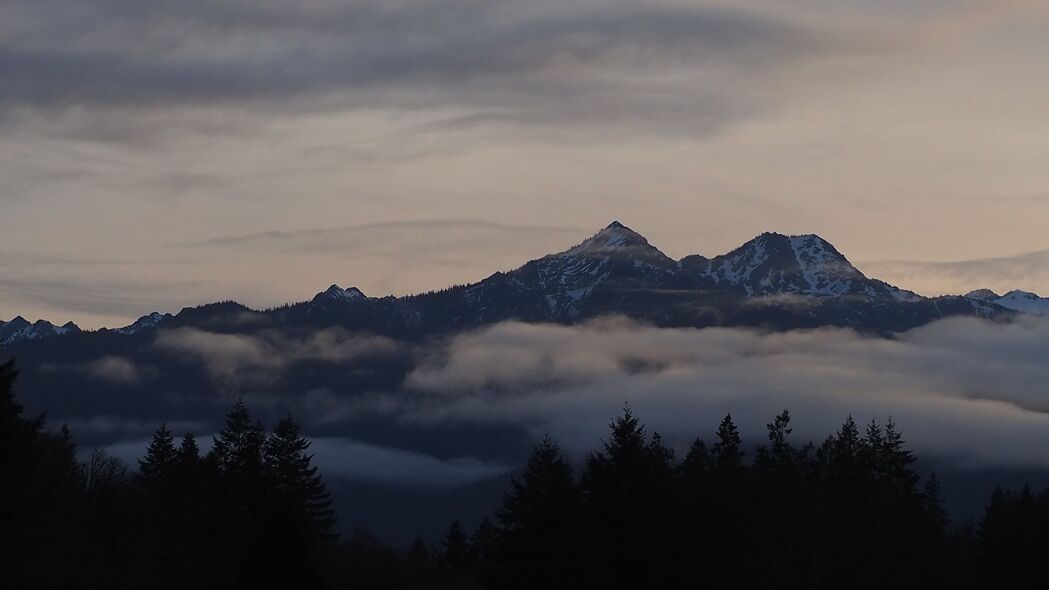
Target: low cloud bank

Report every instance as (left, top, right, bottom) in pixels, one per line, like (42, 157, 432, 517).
(97, 435, 507, 489)
(395, 317, 1049, 470)
(155, 327, 400, 386)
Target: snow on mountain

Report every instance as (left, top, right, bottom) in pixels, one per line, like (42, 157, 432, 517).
(0, 316, 81, 346)
(115, 312, 171, 335)
(313, 285, 369, 305)
(8, 222, 1046, 346)
(511, 221, 676, 317)
(690, 232, 920, 301)
(966, 289, 1049, 315)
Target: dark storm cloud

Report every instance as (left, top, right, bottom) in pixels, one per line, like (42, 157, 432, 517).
(1, 0, 853, 138)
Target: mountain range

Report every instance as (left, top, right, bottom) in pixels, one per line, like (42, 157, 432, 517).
(3, 222, 1048, 347)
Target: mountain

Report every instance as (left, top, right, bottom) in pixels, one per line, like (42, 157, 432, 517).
(231, 222, 1015, 335)
(965, 289, 1049, 316)
(0, 316, 80, 346)
(2, 222, 1037, 349)
(681, 232, 921, 301)
(114, 312, 172, 335)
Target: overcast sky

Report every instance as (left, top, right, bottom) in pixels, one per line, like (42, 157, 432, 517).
(4, 0, 1049, 328)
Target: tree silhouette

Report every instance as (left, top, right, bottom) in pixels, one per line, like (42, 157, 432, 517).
(495, 436, 580, 587)
(264, 414, 336, 539)
(139, 423, 177, 483)
(440, 521, 470, 572)
(712, 413, 744, 473)
(581, 407, 676, 588)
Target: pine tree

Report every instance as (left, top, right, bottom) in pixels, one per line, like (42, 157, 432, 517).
(469, 518, 497, 564)
(713, 414, 744, 472)
(496, 436, 579, 587)
(881, 417, 919, 494)
(827, 415, 865, 483)
(407, 536, 430, 570)
(139, 423, 177, 482)
(176, 433, 200, 466)
(0, 359, 82, 588)
(263, 414, 336, 538)
(755, 410, 794, 472)
(680, 438, 710, 485)
(440, 521, 470, 572)
(211, 399, 265, 479)
(581, 407, 676, 588)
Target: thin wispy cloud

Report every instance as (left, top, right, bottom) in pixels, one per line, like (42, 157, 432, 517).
(863, 249, 1049, 297)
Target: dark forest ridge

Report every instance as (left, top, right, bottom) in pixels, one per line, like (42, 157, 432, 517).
(4, 221, 1048, 346)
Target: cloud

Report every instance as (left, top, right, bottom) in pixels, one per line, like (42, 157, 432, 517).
(862, 249, 1049, 297)
(39, 356, 154, 387)
(0, 0, 858, 142)
(83, 356, 144, 386)
(95, 433, 508, 488)
(155, 326, 400, 386)
(59, 416, 208, 439)
(309, 437, 511, 488)
(395, 317, 1049, 470)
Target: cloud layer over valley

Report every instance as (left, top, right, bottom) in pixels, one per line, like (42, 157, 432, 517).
(391, 317, 1049, 470)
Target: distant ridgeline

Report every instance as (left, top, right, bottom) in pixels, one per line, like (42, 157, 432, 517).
(4, 222, 1049, 350)
(4, 359, 1049, 589)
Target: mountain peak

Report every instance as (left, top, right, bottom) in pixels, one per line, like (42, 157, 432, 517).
(314, 284, 368, 304)
(568, 221, 658, 254)
(965, 289, 1001, 301)
(695, 231, 884, 298)
(973, 289, 1049, 315)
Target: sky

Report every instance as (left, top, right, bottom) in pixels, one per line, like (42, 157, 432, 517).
(3, 0, 1049, 329)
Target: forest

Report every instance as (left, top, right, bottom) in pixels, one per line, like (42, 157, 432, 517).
(3, 356, 1049, 589)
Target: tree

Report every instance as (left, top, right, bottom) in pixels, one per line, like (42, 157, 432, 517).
(176, 433, 200, 466)
(581, 407, 676, 588)
(139, 423, 177, 482)
(712, 414, 744, 473)
(680, 438, 710, 485)
(259, 414, 336, 586)
(881, 417, 919, 494)
(211, 399, 265, 481)
(263, 415, 336, 538)
(440, 521, 470, 572)
(495, 436, 580, 587)
(0, 359, 83, 589)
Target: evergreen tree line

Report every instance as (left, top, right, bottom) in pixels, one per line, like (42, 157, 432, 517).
(0, 359, 335, 589)
(347, 409, 1049, 589)
(6, 356, 1049, 588)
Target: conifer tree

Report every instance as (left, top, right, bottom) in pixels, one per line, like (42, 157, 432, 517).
(881, 417, 919, 494)
(139, 423, 177, 482)
(440, 521, 470, 572)
(211, 399, 266, 483)
(407, 536, 430, 570)
(582, 407, 676, 588)
(263, 415, 336, 538)
(469, 518, 497, 564)
(176, 433, 200, 466)
(496, 436, 579, 586)
(681, 438, 710, 480)
(712, 414, 744, 472)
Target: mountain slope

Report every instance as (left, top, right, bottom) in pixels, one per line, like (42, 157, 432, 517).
(2, 222, 1034, 348)
(966, 289, 1049, 316)
(1, 317, 81, 346)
